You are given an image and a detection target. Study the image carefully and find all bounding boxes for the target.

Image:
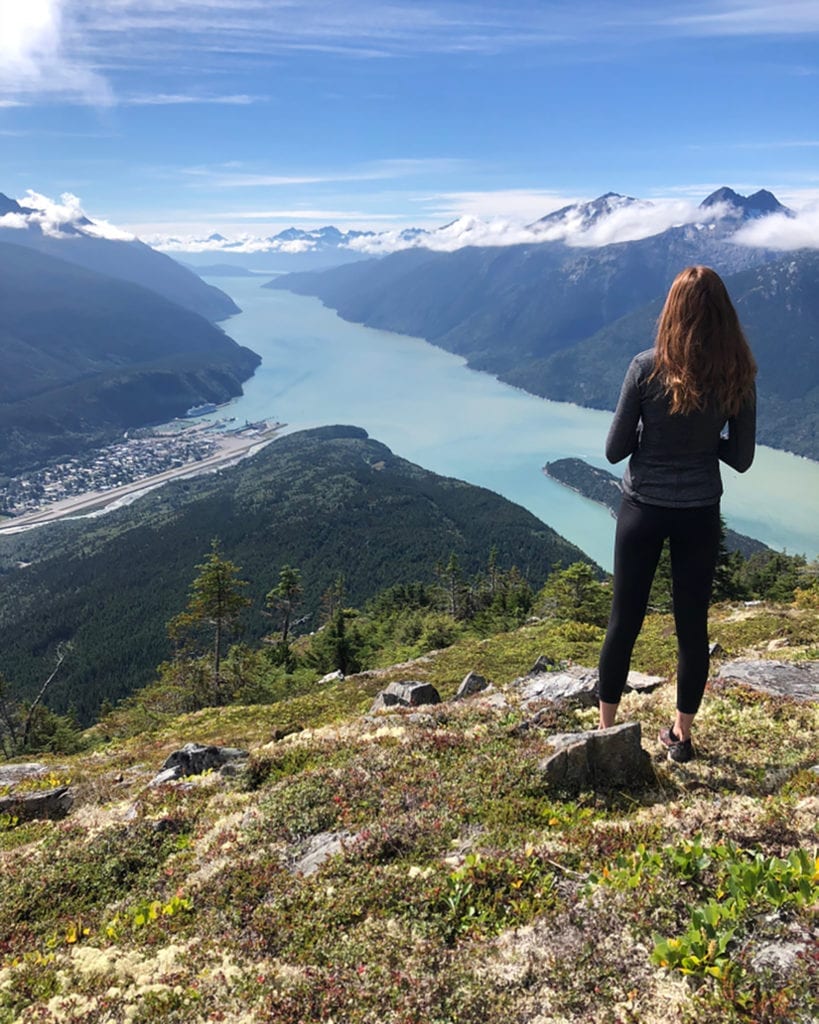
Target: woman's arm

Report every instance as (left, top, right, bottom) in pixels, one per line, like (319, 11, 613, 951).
(719, 384, 756, 472)
(605, 358, 642, 463)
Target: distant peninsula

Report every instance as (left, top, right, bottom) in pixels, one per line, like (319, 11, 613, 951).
(543, 457, 770, 557)
(185, 263, 267, 278)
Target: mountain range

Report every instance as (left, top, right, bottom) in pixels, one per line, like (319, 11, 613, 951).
(0, 192, 259, 474)
(0, 192, 238, 321)
(159, 185, 799, 271)
(266, 187, 818, 460)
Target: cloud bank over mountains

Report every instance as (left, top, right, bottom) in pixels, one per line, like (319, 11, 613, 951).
(144, 188, 819, 256)
(0, 191, 136, 241)
(2, 187, 818, 257)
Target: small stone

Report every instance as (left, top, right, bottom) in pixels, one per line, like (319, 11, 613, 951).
(624, 670, 664, 693)
(454, 671, 489, 700)
(319, 670, 344, 684)
(151, 742, 250, 785)
(406, 713, 438, 728)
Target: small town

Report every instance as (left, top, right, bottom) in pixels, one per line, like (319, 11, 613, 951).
(0, 421, 263, 518)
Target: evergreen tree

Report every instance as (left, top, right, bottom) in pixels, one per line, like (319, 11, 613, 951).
(168, 540, 250, 702)
(536, 562, 610, 627)
(265, 565, 303, 643)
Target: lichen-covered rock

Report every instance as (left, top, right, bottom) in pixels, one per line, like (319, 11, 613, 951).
(517, 666, 599, 708)
(717, 659, 819, 703)
(291, 831, 354, 876)
(539, 722, 652, 791)
(369, 681, 441, 713)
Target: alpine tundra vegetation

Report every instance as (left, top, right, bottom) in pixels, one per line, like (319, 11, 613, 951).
(0, 578, 816, 1024)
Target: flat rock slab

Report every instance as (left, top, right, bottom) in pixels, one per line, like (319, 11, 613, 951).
(518, 667, 599, 708)
(624, 671, 665, 693)
(516, 665, 663, 709)
(0, 762, 51, 787)
(717, 660, 819, 703)
(539, 722, 653, 791)
(0, 785, 74, 821)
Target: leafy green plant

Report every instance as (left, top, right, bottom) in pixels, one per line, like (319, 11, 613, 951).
(437, 849, 556, 943)
(105, 890, 193, 939)
(651, 845, 818, 982)
(653, 899, 741, 980)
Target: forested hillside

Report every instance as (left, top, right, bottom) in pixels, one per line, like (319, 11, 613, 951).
(506, 253, 819, 459)
(0, 427, 592, 722)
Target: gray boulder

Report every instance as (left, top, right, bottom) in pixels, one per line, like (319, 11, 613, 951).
(0, 785, 74, 822)
(717, 659, 819, 703)
(539, 722, 652, 791)
(370, 681, 441, 713)
(152, 742, 249, 785)
(454, 671, 489, 700)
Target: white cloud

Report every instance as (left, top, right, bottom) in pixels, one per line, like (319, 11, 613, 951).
(733, 204, 819, 249)
(0, 212, 28, 230)
(182, 157, 467, 190)
(0, 0, 111, 104)
(118, 188, 819, 257)
(545, 199, 711, 248)
(9, 190, 136, 241)
(122, 93, 264, 106)
(419, 188, 583, 223)
(663, 1, 819, 36)
(348, 196, 719, 255)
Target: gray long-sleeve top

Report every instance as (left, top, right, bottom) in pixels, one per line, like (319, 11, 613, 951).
(606, 349, 756, 508)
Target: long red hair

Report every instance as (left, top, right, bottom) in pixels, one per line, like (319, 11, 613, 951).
(650, 265, 757, 417)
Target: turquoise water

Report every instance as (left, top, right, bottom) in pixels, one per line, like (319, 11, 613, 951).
(205, 278, 819, 571)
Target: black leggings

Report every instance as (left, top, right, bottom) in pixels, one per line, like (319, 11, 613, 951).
(598, 495, 721, 715)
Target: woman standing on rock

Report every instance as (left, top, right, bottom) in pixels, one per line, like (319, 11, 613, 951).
(597, 265, 757, 762)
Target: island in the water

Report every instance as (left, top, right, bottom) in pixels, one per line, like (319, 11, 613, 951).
(543, 457, 770, 558)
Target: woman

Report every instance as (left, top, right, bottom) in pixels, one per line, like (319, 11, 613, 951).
(597, 265, 757, 762)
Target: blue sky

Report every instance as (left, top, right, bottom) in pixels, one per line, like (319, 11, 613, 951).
(1, 1, 819, 240)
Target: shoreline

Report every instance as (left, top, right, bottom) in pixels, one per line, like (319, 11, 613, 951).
(0, 422, 285, 535)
